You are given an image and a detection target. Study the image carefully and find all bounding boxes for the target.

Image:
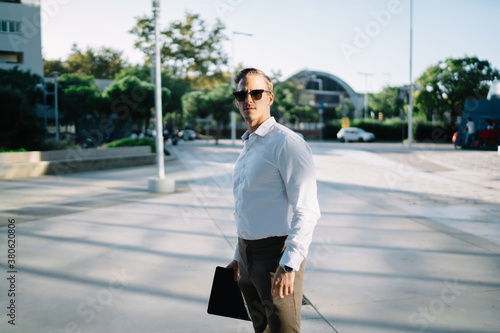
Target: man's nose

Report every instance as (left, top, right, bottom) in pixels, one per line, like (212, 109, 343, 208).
(244, 92, 253, 103)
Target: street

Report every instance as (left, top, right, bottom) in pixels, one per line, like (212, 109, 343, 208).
(0, 140, 499, 332)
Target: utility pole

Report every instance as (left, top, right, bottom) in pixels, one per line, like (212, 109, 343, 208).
(52, 71, 60, 141)
(148, 0, 174, 193)
(358, 72, 374, 119)
(408, 0, 414, 149)
(153, 0, 164, 178)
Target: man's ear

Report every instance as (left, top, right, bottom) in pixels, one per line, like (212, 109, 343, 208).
(268, 93, 274, 106)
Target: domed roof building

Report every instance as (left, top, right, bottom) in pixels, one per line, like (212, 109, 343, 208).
(288, 70, 365, 117)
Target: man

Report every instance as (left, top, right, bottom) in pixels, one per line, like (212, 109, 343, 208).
(464, 117, 476, 145)
(226, 68, 321, 333)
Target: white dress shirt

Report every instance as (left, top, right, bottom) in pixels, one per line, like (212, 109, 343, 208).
(233, 117, 321, 271)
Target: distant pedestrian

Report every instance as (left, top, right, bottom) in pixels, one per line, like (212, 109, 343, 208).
(464, 117, 476, 145)
(226, 68, 321, 333)
(486, 120, 494, 130)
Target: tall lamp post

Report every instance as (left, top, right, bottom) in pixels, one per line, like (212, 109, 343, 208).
(408, 0, 414, 149)
(358, 72, 373, 119)
(230, 31, 253, 145)
(148, 0, 175, 193)
(52, 71, 60, 141)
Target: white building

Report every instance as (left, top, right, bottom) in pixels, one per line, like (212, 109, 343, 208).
(0, 0, 43, 77)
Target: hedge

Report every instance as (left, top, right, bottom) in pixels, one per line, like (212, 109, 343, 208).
(106, 137, 170, 155)
(323, 118, 455, 143)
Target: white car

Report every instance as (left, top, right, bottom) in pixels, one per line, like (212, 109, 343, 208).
(337, 127, 375, 142)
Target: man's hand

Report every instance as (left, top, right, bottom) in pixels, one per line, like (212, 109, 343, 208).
(226, 260, 239, 281)
(272, 266, 295, 299)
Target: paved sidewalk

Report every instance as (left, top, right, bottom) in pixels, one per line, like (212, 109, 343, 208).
(0, 140, 499, 332)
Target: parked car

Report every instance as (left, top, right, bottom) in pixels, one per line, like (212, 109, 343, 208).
(179, 129, 199, 140)
(337, 127, 375, 142)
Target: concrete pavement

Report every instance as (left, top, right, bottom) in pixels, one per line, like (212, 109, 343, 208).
(0, 140, 499, 332)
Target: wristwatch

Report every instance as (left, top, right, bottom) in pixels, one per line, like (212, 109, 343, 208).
(282, 265, 294, 273)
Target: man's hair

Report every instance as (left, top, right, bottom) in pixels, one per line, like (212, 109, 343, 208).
(234, 68, 273, 92)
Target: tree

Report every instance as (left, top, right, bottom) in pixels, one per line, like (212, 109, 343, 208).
(272, 80, 317, 126)
(0, 67, 43, 105)
(60, 86, 99, 126)
(67, 44, 127, 79)
(415, 56, 499, 125)
(44, 59, 71, 77)
(44, 44, 127, 79)
(204, 84, 233, 143)
(43, 73, 99, 127)
(181, 90, 205, 122)
(58, 73, 96, 89)
(104, 75, 170, 135)
(272, 80, 298, 124)
(130, 12, 228, 89)
(181, 84, 233, 144)
(116, 65, 191, 132)
(368, 86, 405, 119)
(0, 68, 45, 150)
(335, 97, 356, 119)
(0, 86, 44, 150)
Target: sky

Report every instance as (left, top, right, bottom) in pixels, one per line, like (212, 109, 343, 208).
(41, 0, 500, 94)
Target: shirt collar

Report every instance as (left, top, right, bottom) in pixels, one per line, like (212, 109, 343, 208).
(241, 117, 276, 141)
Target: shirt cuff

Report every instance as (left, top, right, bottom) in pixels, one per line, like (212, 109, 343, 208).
(279, 248, 304, 272)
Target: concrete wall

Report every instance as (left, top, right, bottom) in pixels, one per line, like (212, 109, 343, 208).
(0, 0, 43, 77)
(0, 146, 163, 179)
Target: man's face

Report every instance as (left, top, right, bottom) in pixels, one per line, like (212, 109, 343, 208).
(235, 75, 274, 125)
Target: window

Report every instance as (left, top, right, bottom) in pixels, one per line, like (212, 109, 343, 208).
(0, 20, 22, 33)
(0, 51, 23, 64)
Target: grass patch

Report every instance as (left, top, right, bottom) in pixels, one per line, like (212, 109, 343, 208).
(105, 137, 170, 155)
(1, 148, 28, 153)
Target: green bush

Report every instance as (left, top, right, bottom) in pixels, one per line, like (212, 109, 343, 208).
(323, 121, 342, 140)
(0, 148, 28, 153)
(309, 118, 457, 142)
(106, 137, 170, 155)
(0, 85, 45, 150)
(352, 118, 403, 141)
(414, 121, 454, 143)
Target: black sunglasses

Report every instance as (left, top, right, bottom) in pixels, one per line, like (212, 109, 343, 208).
(233, 89, 272, 102)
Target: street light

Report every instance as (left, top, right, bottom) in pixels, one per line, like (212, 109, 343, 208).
(408, 0, 414, 149)
(231, 31, 253, 145)
(148, 0, 175, 193)
(358, 72, 374, 119)
(52, 71, 60, 141)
